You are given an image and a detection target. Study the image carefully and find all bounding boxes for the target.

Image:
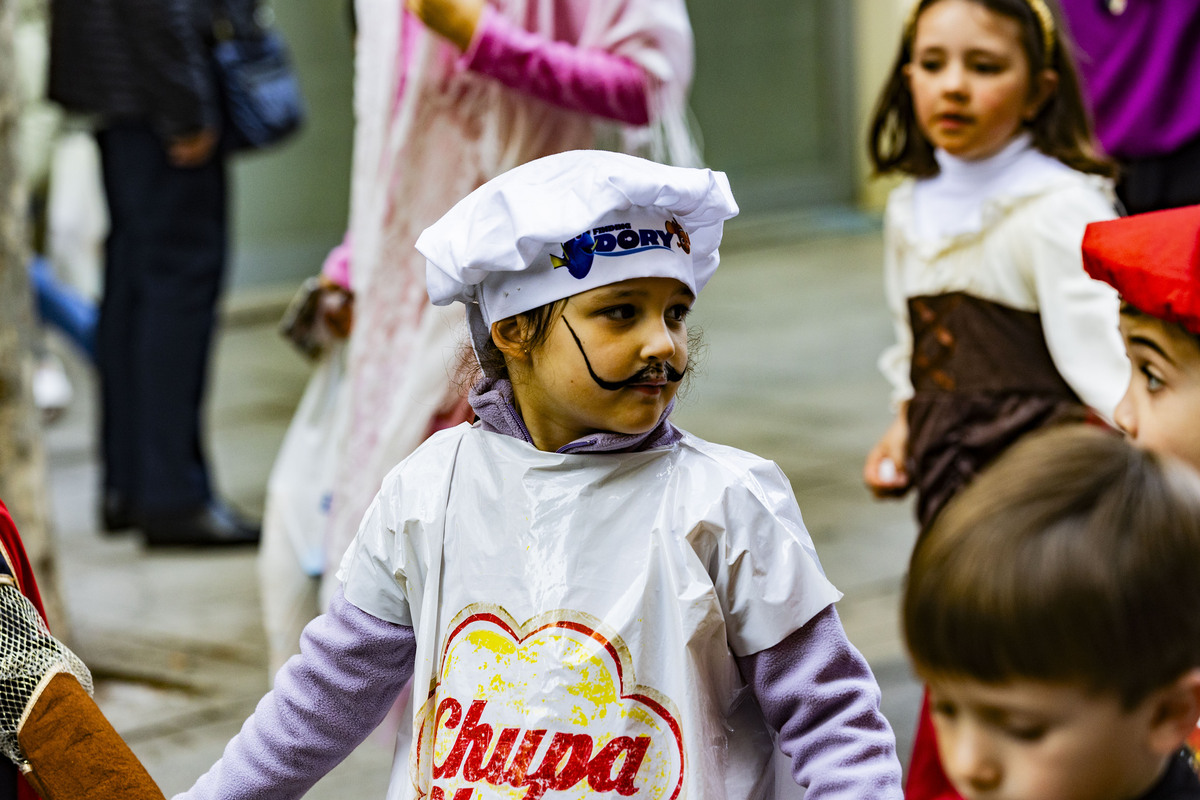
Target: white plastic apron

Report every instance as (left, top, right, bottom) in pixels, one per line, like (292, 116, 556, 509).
(340, 425, 841, 800)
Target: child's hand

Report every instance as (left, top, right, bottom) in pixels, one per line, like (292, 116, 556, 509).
(407, 0, 484, 51)
(317, 275, 354, 339)
(864, 407, 911, 498)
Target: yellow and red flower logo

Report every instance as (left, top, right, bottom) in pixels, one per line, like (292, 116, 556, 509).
(413, 605, 684, 799)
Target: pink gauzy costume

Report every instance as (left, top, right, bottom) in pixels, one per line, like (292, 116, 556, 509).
(326, 0, 698, 587)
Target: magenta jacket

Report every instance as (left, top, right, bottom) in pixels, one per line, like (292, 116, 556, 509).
(1061, 0, 1200, 159)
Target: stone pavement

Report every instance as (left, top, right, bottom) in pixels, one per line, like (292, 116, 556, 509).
(40, 217, 923, 798)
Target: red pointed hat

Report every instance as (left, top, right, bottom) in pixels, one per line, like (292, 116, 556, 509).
(1082, 205, 1200, 335)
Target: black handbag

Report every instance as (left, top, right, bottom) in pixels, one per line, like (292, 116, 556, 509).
(211, 0, 306, 151)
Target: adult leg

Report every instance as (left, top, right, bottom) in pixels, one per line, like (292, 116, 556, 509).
(95, 123, 255, 545)
(94, 125, 151, 529)
(129, 129, 223, 516)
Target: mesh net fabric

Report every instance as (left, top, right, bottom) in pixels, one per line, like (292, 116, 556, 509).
(0, 580, 92, 765)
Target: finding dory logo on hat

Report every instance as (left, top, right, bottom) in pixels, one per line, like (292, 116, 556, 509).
(551, 218, 690, 281)
(549, 232, 597, 279)
(664, 218, 690, 254)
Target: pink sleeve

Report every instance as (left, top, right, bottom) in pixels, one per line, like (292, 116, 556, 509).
(320, 233, 353, 290)
(461, 6, 650, 126)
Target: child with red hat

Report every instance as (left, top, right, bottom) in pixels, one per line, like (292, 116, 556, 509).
(1082, 204, 1200, 470)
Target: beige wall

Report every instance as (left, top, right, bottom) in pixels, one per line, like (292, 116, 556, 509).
(228, 1, 907, 295)
(227, 0, 355, 294)
(853, 0, 910, 210)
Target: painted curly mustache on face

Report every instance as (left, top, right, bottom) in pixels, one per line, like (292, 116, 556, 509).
(561, 318, 687, 391)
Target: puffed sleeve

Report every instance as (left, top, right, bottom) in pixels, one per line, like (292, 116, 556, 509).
(877, 192, 915, 410)
(1025, 182, 1129, 419)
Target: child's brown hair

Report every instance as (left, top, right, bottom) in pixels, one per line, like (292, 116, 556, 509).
(869, 0, 1114, 179)
(904, 425, 1200, 707)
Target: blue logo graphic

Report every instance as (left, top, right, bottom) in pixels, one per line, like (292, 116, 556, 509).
(550, 232, 596, 279)
(551, 220, 691, 280)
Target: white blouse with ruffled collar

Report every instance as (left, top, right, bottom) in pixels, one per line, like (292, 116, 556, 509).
(877, 134, 1129, 418)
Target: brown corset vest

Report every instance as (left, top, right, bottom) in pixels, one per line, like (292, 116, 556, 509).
(906, 292, 1090, 530)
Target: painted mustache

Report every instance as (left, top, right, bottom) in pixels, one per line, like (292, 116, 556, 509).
(562, 318, 687, 391)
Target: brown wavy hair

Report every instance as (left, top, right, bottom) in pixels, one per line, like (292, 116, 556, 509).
(868, 0, 1114, 179)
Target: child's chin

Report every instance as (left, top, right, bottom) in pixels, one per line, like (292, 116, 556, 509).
(603, 414, 659, 436)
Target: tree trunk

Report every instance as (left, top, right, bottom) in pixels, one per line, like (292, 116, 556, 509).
(0, 0, 68, 636)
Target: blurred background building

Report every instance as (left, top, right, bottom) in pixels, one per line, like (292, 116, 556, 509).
(226, 0, 909, 299)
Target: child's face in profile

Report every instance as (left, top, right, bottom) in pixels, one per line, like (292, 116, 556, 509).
(1114, 311, 1200, 470)
(511, 277, 693, 451)
(927, 675, 1166, 800)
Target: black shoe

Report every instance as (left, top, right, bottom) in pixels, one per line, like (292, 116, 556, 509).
(101, 490, 137, 533)
(142, 502, 260, 548)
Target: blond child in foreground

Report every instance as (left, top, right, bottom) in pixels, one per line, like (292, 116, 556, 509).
(905, 425, 1200, 800)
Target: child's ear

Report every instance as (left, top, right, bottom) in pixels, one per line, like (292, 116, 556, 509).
(491, 318, 530, 361)
(1023, 69, 1059, 122)
(1146, 669, 1200, 756)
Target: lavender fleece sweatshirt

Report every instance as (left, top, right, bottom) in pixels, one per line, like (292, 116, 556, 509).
(176, 381, 901, 800)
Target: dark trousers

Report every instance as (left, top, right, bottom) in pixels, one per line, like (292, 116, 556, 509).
(1118, 132, 1200, 215)
(95, 123, 227, 515)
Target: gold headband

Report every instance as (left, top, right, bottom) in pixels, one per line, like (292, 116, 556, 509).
(905, 0, 1056, 62)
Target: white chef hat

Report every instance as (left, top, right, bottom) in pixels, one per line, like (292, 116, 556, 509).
(417, 150, 738, 352)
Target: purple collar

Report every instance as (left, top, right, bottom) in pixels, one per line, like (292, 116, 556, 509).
(468, 376, 682, 454)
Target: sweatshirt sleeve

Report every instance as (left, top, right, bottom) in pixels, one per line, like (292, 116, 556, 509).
(173, 589, 415, 800)
(320, 233, 353, 290)
(460, 6, 650, 126)
(737, 605, 903, 800)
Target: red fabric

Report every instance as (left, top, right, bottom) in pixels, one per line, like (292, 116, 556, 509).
(1082, 204, 1200, 335)
(1189, 726, 1200, 760)
(0, 499, 52, 800)
(905, 691, 964, 800)
(0, 501, 47, 621)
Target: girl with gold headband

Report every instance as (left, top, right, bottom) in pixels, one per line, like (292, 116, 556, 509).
(863, 1, 1129, 798)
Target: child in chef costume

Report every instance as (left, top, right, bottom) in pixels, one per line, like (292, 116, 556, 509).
(175, 150, 902, 800)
